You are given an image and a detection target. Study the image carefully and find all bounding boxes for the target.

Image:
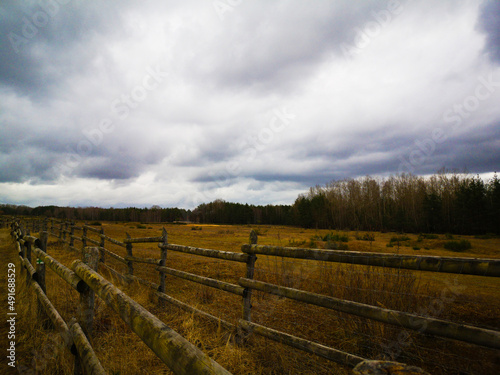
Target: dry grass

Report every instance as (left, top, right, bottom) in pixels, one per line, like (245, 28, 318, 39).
(3, 223, 500, 374)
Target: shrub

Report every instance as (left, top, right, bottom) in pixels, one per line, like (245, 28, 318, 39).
(89, 221, 102, 226)
(443, 239, 471, 252)
(390, 235, 410, 243)
(356, 232, 375, 241)
(136, 224, 146, 229)
(474, 233, 497, 239)
(413, 246, 420, 251)
(323, 232, 349, 242)
(445, 233, 454, 240)
(191, 226, 202, 231)
(418, 233, 438, 242)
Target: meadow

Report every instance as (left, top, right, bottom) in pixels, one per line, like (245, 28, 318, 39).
(6, 221, 500, 374)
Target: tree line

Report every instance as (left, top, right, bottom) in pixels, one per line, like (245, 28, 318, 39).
(189, 172, 499, 234)
(1, 172, 498, 235)
(292, 172, 500, 234)
(0, 205, 189, 223)
(189, 201, 294, 225)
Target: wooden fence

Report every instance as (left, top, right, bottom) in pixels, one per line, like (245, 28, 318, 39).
(8, 216, 500, 374)
(9, 219, 231, 375)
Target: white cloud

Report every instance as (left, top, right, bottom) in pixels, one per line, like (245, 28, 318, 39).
(1, 0, 499, 208)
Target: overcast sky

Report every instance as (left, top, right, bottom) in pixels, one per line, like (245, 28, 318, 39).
(1, 0, 499, 209)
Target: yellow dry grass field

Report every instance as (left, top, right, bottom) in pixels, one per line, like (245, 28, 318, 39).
(3, 222, 500, 374)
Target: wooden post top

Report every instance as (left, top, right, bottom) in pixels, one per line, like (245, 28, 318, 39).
(249, 230, 258, 245)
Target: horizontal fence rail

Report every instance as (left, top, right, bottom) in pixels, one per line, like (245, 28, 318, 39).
(8, 219, 234, 375)
(72, 260, 232, 375)
(155, 290, 235, 331)
(99, 246, 127, 264)
(238, 320, 365, 367)
(9, 221, 104, 373)
(30, 276, 73, 350)
(124, 236, 164, 243)
(33, 247, 87, 292)
(238, 278, 500, 350)
(241, 244, 500, 277)
(160, 243, 249, 263)
(157, 265, 245, 296)
(69, 321, 107, 375)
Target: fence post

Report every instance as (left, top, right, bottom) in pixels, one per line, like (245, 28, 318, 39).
(78, 246, 99, 339)
(25, 235, 32, 263)
(125, 233, 134, 276)
(63, 222, 68, 242)
(35, 234, 52, 329)
(159, 228, 168, 306)
(82, 225, 87, 251)
(40, 217, 49, 248)
(38, 220, 48, 289)
(17, 223, 26, 281)
(69, 222, 75, 249)
(59, 222, 63, 241)
(35, 241, 46, 292)
(24, 227, 33, 287)
(239, 230, 258, 343)
(99, 227, 105, 263)
(18, 223, 25, 258)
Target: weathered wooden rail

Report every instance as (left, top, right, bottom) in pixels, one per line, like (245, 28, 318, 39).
(72, 260, 231, 375)
(238, 240, 500, 364)
(9, 219, 232, 374)
(6, 216, 500, 374)
(241, 244, 500, 277)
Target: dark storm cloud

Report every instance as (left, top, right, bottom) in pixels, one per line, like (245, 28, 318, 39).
(478, 0, 500, 63)
(391, 122, 500, 176)
(0, 0, 125, 98)
(78, 159, 142, 180)
(437, 122, 500, 173)
(0, 146, 56, 182)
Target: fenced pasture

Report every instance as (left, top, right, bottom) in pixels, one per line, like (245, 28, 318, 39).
(5, 216, 500, 374)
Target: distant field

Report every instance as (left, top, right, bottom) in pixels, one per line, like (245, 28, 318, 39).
(92, 221, 500, 257)
(8, 221, 500, 374)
